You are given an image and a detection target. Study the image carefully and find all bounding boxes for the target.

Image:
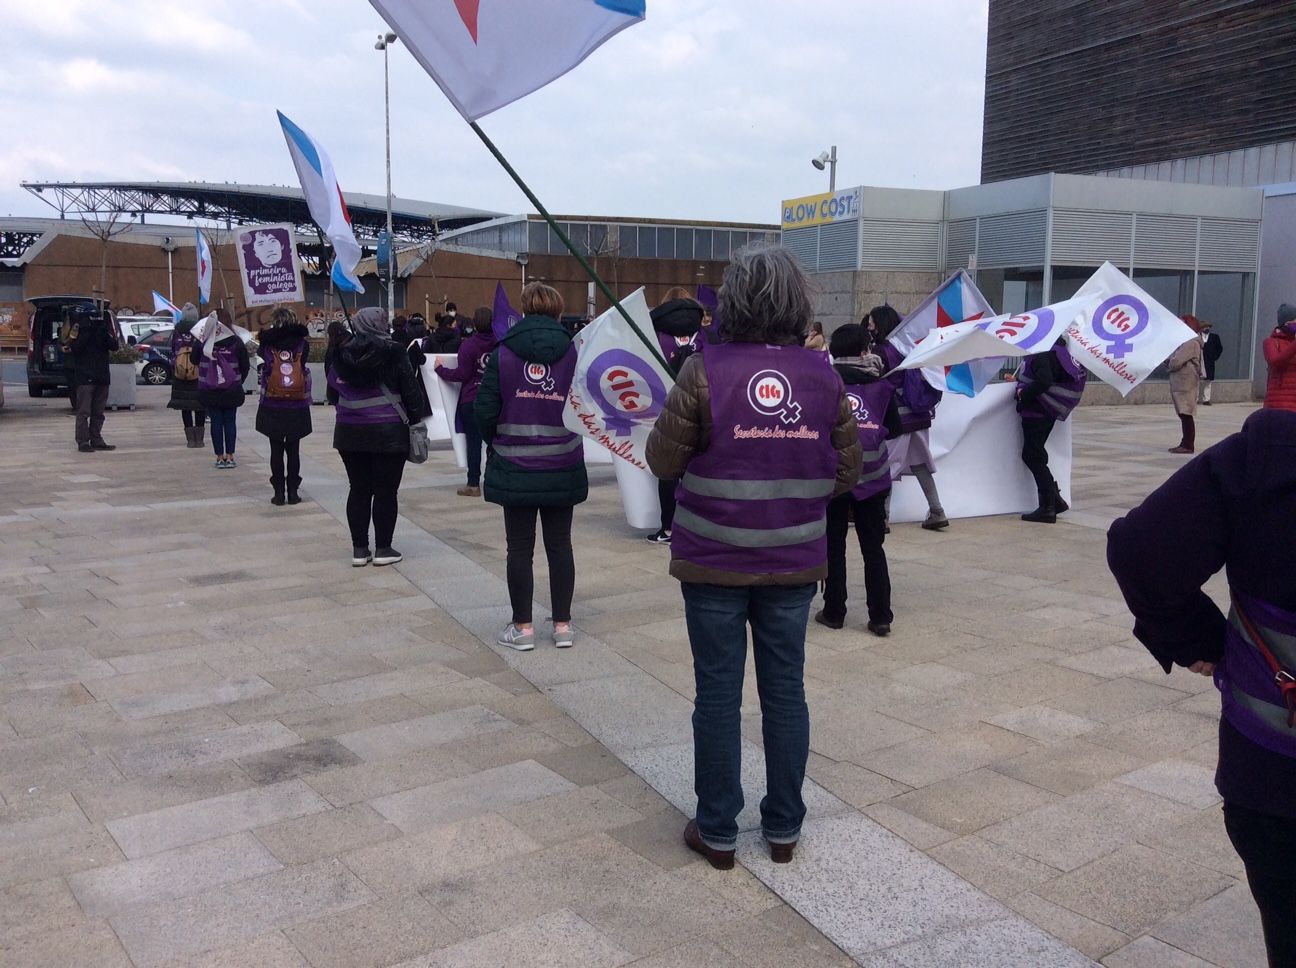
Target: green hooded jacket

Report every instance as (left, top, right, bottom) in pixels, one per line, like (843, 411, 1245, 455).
(475, 314, 588, 508)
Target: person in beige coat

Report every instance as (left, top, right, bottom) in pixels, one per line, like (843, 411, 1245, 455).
(1167, 315, 1204, 454)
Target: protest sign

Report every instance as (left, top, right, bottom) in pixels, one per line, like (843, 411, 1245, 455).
(234, 224, 304, 307)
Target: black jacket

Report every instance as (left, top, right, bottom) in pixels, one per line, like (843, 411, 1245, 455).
(168, 319, 203, 410)
(426, 325, 462, 355)
(1017, 349, 1067, 409)
(193, 335, 251, 409)
(651, 298, 703, 372)
(68, 314, 120, 386)
(1203, 332, 1224, 380)
(475, 314, 587, 508)
(326, 334, 425, 454)
(254, 323, 313, 441)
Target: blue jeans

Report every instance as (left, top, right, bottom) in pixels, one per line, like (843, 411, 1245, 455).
(208, 407, 238, 455)
(459, 401, 483, 487)
(681, 581, 814, 851)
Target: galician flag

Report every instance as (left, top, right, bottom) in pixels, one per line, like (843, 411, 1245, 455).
(563, 287, 669, 471)
(195, 230, 213, 305)
(277, 111, 365, 293)
(369, 0, 646, 121)
(492, 281, 521, 341)
(886, 270, 995, 397)
(152, 290, 182, 320)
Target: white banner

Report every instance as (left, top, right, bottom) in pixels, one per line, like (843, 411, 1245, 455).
(420, 355, 466, 468)
(888, 383, 1073, 523)
(1064, 262, 1197, 396)
(563, 288, 672, 472)
(234, 223, 304, 308)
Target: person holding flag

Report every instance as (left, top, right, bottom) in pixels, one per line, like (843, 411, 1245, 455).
(475, 283, 586, 651)
(1015, 338, 1086, 524)
(645, 287, 704, 544)
(870, 305, 949, 531)
(436, 306, 497, 497)
(647, 245, 861, 870)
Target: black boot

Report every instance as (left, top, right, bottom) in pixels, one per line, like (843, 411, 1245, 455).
(270, 478, 286, 506)
(286, 477, 302, 505)
(1022, 487, 1057, 524)
(1053, 485, 1069, 514)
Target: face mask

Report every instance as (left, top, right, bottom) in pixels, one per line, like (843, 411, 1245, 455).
(448, 310, 456, 318)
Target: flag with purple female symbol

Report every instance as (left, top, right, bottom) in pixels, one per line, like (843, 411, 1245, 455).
(492, 282, 521, 340)
(562, 287, 670, 471)
(1063, 262, 1198, 396)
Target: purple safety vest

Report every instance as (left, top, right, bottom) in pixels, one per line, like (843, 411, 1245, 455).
(672, 343, 842, 575)
(198, 342, 241, 391)
(493, 345, 582, 471)
(1017, 347, 1087, 421)
(327, 365, 402, 426)
(879, 342, 939, 434)
(657, 331, 697, 366)
(843, 379, 895, 501)
(1218, 590, 1296, 758)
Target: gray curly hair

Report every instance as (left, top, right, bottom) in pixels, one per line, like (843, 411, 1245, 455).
(717, 244, 814, 344)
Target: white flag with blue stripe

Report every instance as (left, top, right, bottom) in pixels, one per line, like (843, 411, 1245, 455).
(195, 230, 213, 305)
(277, 111, 365, 294)
(369, 0, 645, 121)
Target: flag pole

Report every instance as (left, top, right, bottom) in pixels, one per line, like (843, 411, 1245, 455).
(467, 121, 674, 377)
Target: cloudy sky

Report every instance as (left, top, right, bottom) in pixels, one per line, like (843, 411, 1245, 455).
(0, 0, 988, 226)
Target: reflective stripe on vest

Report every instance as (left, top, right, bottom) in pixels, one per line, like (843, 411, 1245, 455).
(673, 506, 826, 548)
(337, 395, 391, 410)
(1218, 600, 1296, 756)
(493, 437, 583, 459)
(496, 423, 574, 438)
(680, 471, 834, 501)
(856, 463, 891, 485)
(1231, 608, 1296, 668)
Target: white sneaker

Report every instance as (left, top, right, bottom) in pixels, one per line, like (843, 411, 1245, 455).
(497, 624, 535, 651)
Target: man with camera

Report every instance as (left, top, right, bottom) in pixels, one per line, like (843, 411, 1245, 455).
(64, 305, 120, 453)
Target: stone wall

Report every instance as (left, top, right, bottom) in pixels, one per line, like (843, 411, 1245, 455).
(809, 269, 946, 333)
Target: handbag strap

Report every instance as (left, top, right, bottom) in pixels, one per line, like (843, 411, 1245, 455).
(377, 382, 410, 425)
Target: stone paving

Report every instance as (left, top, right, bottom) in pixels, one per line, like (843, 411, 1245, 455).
(0, 383, 1270, 967)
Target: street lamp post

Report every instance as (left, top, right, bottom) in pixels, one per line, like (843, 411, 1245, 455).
(375, 31, 398, 324)
(160, 236, 179, 303)
(812, 146, 838, 192)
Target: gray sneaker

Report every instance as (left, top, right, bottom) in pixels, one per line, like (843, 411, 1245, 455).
(552, 624, 574, 648)
(497, 624, 535, 651)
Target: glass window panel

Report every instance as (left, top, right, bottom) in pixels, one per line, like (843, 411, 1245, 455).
(976, 267, 1045, 315)
(657, 228, 675, 260)
(694, 230, 711, 261)
(528, 221, 549, 254)
(1132, 268, 1193, 317)
(637, 226, 656, 259)
(563, 222, 589, 255)
(619, 225, 638, 258)
(588, 223, 609, 256)
(676, 228, 694, 260)
(712, 230, 730, 262)
(1195, 271, 1255, 381)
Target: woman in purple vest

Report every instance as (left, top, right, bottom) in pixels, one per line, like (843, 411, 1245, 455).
(816, 323, 901, 636)
(475, 283, 586, 651)
(435, 306, 497, 498)
(192, 309, 250, 469)
(1015, 338, 1086, 523)
(647, 245, 863, 870)
(1108, 409, 1296, 966)
(325, 307, 425, 567)
(255, 307, 312, 506)
(645, 288, 704, 544)
(869, 305, 949, 531)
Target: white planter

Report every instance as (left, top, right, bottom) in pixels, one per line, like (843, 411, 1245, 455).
(307, 362, 327, 404)
(107, 364, 137, 410)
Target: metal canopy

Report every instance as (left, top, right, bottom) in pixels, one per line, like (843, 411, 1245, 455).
(20, 181, 503, 244)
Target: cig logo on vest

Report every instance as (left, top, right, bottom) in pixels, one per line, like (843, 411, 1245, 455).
(524, 362, 555, 391)
(747, 370, 802, 424)
(586, 349, 669, 437)
(1091, 296, 1149, 359)
(845, 391, 868, 423)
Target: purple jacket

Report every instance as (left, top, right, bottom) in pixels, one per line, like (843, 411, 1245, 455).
(1107, 409, 1296, 818)
(435, 331, 497, 404)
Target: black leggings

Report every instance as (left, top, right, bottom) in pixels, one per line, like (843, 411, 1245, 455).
(181, 410, 206, 429)
(1021, 416, 1057, 494)
(268, 437, 301, 484)
(503, 505, 575, 625)
(1224, 803, 1296, 967)
(823, 489, 892, 625)
(658, 478, 677, 532)
(339, 451, 406, 550)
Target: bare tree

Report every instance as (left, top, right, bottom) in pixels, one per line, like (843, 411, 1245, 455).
(79, 211, 133, 309)
(585, 225, 627, 309)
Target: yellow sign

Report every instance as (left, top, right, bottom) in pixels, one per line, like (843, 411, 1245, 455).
(780, 188, 860, 230)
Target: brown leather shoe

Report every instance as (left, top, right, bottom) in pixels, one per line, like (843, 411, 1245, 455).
(768, 839, 797, 863)
(684, 819, 734, 870)
(456, 485, 482, 497)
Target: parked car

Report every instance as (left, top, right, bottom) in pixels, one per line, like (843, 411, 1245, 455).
(135, 344, 173, 386)
(117, 315, 173, 345)
(26, 295, 104, 397)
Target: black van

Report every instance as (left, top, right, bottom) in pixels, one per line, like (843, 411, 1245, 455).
(26, 295, 107, 397)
